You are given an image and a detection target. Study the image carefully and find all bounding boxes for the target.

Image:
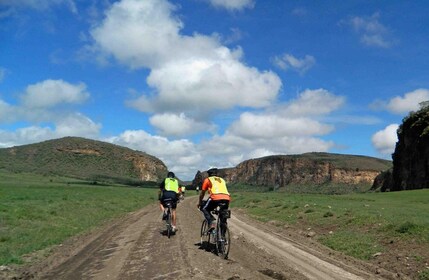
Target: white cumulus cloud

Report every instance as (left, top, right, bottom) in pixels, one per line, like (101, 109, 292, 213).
(149, 113, 216, 137)
(371, 124, 399, 156)
(229, 113, 333, 138)
(386, 89, 429, 114)
(342, 13, 393, 48)
(21, 79, 89, 109)
(280, 88, 345, 117)
(106, 130, 201, 177)
(55, 113, 101, 138)
(0, 113, 101, 148)
(272, 53, 315, 74)
(197, 88, 344, 168)
(208, 0, 255, 11)
(0, 78, 99, 147)
(91, 0, 281, 118)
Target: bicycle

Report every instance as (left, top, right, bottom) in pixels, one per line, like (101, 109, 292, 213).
(200, 203, 231, 259)
(163, 200, 174, 238)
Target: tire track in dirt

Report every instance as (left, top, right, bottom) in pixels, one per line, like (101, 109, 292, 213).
(24, 196, 395, 280)
(229, 215, 374, 280)
(41, 207, 154, 279)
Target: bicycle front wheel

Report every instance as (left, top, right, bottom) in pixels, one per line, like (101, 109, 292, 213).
(200, 219, 209, 247)
(216, 224, 230, 259)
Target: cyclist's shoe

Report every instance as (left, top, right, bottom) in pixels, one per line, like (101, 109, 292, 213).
(172, 226, 177, 232)
(207, 223, 216, 233)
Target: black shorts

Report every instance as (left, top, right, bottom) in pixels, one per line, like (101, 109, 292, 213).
(160, 190, 178, 209)
(200, 199, 229, 212)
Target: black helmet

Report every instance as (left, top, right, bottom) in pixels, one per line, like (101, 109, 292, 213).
(207, 168, 218, 176)
(167, 171, 175, 178)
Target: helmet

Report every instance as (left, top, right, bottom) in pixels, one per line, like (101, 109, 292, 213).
(207, 168, 218, 176)
(167, 171, 175, 178)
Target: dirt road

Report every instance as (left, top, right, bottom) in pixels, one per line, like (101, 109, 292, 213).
(16, 197, 401, 280)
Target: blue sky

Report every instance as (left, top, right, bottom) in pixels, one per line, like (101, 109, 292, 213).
(1, 0, 429, 180)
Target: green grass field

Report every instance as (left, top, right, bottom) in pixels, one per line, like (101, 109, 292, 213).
(1, 170, 428, 278)
(0, 170, 158, 265)
(231, 189, 429, 261)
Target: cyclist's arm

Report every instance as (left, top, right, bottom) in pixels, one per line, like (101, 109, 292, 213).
(199, 189, 206, 204)
(198, 178, 210, 207)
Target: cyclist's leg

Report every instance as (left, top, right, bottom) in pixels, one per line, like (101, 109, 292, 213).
(219, 200, 229, 210)
(159, 191, 165, 212)
(219, 200, 230, 222)
(201, 199, 216, 227)
(218, 200, 230, 234)
(160, 198, 167, 220)
(161, 191, 175, 220)
(209, 200, 220, 229)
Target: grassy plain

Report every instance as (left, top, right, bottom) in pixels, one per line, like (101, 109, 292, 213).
(0, 170, 158, 265)
(231, 187, 429, 279)
(232, 189, 429, 257)
(1, 170, 428, 279)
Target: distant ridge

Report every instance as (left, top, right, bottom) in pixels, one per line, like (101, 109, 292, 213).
(288, 152, 392, 171)
(0, 137, 168, 184)
(193, 152, 392, 192)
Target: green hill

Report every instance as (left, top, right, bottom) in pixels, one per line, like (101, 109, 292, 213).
(0, 137, 167, 185)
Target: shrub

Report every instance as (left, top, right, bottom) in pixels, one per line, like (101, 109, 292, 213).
(323, 211, 334, 217)
(396, 221, 419, 234)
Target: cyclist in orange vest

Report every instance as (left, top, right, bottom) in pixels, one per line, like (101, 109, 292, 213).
(159, 171, 180, 232)
(197, 168, 231, 230)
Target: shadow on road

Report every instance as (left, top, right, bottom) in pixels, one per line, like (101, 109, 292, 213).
(160, 230, 177, 237)
(194, 242, 217, 256)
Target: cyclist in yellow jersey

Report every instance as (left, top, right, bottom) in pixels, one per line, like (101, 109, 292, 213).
(159, 171, 180, 232)
(197, 168, 231, 230)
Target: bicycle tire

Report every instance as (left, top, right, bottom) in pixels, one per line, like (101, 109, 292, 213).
(166, 208, 172, 238)
(200, 219, 210, 248)
(216, 223, 231, 259)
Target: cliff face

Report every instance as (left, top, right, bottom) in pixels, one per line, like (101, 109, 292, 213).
(372, 104, 429, 191)
(126, 154, 167, 182)
(193, 153, 390, 189)
(392, 104, 429, 190)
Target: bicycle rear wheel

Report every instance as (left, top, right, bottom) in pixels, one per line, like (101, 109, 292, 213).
(166, 209, 172, 238)
(216, 224, 230, 259)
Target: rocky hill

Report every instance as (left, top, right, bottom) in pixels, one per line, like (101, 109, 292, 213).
(0, 137, 168, 184)
(193, 152, 392, 190)
(373, 103, 429, 191)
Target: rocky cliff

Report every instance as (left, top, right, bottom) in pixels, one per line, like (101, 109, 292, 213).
(0, 137, 168, 183)
(193, 153, 391, 190)
(373, 103, 429, 191)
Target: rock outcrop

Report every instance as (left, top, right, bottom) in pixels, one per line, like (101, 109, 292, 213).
(373, 103, 429, 191)
(193, 153, 391, 190)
